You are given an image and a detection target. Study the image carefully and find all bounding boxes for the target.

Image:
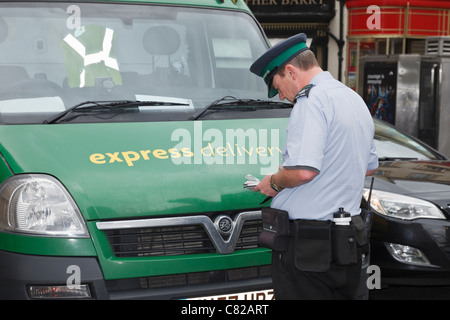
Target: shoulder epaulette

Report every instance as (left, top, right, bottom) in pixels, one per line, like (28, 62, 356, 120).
(294, 84, 314, 102)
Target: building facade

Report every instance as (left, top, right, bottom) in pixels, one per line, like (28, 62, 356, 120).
(245, 0, 338, 72)
(346, 0, 450, 90)
(247, 0, 450, 90)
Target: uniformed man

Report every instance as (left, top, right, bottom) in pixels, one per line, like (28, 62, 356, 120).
(251, 33, 378, 300)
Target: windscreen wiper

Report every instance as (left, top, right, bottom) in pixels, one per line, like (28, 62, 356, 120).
(189, 96, 293, 120)
(378, 157, 419, 161)
(44, 100, 189, 124)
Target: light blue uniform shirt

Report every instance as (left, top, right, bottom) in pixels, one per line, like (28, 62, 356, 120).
(271, 72, 378, 221)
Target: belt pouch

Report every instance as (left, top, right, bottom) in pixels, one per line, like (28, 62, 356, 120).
(331, 223, 357, 265)
(353, 209, 372, 248)
(294, 219, 331, 272)
(258, 207, 290, 252)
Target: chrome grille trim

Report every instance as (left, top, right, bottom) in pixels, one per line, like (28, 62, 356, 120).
(96, 210, 262, 255)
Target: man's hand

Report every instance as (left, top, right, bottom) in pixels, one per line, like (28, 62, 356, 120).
(254, 174, 279, 197)
(254, 167, 318, 197)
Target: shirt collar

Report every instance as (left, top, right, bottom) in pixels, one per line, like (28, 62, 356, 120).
(294, 84, 314, 102)
(294, 71, 333, 102)
(310, 71, 333, 85)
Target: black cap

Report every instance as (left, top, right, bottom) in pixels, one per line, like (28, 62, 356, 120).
(250, 33, 310, 98)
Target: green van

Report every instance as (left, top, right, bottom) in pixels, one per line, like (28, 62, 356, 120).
(0, 0, 291, 299)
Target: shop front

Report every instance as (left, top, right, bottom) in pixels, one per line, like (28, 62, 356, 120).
(245, 0, 336, 70)
(346, 0, 450, 90)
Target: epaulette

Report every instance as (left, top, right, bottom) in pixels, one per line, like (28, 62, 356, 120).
(294, 84, 314, 102)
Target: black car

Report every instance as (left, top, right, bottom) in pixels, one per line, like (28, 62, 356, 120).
(366, 118, 450, 286)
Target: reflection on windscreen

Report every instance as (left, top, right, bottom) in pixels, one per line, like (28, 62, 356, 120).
(0, 2, 268, 123)
(374, 119, 439, 160)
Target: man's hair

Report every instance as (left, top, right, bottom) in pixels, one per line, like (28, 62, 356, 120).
(278, 49, 319, 76)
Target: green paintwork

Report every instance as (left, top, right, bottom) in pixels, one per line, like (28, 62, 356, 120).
(0, 0, 283, 282)
(0, 232, 96, 256)
(0, 119, 286, 221)
(0, 118, 287, 277)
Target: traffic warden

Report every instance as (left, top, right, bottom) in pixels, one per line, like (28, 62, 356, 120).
(251, 33, 378, 299)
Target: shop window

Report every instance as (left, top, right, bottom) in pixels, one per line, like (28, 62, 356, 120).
(407, 39, 426, 55)
(389, 39, 404, 54)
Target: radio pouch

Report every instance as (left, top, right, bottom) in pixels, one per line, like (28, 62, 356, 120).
(294, 219, 331, 272)
(258, 207, 290, 252)
(353, 209, 372, 248)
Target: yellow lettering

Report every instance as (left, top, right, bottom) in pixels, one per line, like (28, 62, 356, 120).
(267, 146, 283, 155)
(235, 144, 243, 156)
(90, 143, 281, 166)
(216, 146, 227, 156)
(227, 143, 236, 156)
(241, 146, 253, 156)
(122, 151, 140, 166)
(256, 147, 267, 156)
(181, 147, 194, 157)
(140, 150, 151, 160)
(201, 143, 215, 156)
(90, 153, 106, 164)
(106, 152, 123, 163)
(153, 149, 168, 159)
(169, 148, 181, 158)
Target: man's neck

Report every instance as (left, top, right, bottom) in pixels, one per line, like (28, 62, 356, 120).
(302, 67, 323, 86)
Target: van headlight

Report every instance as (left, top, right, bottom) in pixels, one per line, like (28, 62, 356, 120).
(0, 174, 89, 237)
(363, 189, 446, 220)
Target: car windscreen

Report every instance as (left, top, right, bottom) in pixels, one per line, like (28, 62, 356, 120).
(374, 119, 441, 161)
(0, 2, 272, 124)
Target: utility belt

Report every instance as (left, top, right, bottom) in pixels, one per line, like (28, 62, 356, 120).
(258, 207, 372, 272)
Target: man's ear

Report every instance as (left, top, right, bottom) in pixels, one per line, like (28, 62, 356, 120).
(284, 64, 297, 80)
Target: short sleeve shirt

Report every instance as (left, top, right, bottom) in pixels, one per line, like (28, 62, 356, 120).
(271, 72, 378, 220)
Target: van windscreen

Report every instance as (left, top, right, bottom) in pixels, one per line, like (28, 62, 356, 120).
(0, 2, 271, 123)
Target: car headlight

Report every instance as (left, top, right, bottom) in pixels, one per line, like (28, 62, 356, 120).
(0, 174, 89, 237)
(363, 189, 446, 220)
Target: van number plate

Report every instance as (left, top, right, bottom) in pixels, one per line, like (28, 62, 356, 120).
(187, 289, 274, 300)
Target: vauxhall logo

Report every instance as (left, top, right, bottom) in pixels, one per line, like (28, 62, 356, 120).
(215, 215, 234, 236)
(206, 211, 261, 254)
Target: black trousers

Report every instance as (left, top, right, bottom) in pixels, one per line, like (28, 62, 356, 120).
(271, 227, 366, 300)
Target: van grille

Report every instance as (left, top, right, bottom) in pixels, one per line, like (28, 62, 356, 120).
(105, 224, 214, 257)
(105, 265, 272, 294)
(100, 212, 263, 257)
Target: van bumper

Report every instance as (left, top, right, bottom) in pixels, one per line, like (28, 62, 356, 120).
(0, 250, 109, 299)
(0, 250, 272, 300)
